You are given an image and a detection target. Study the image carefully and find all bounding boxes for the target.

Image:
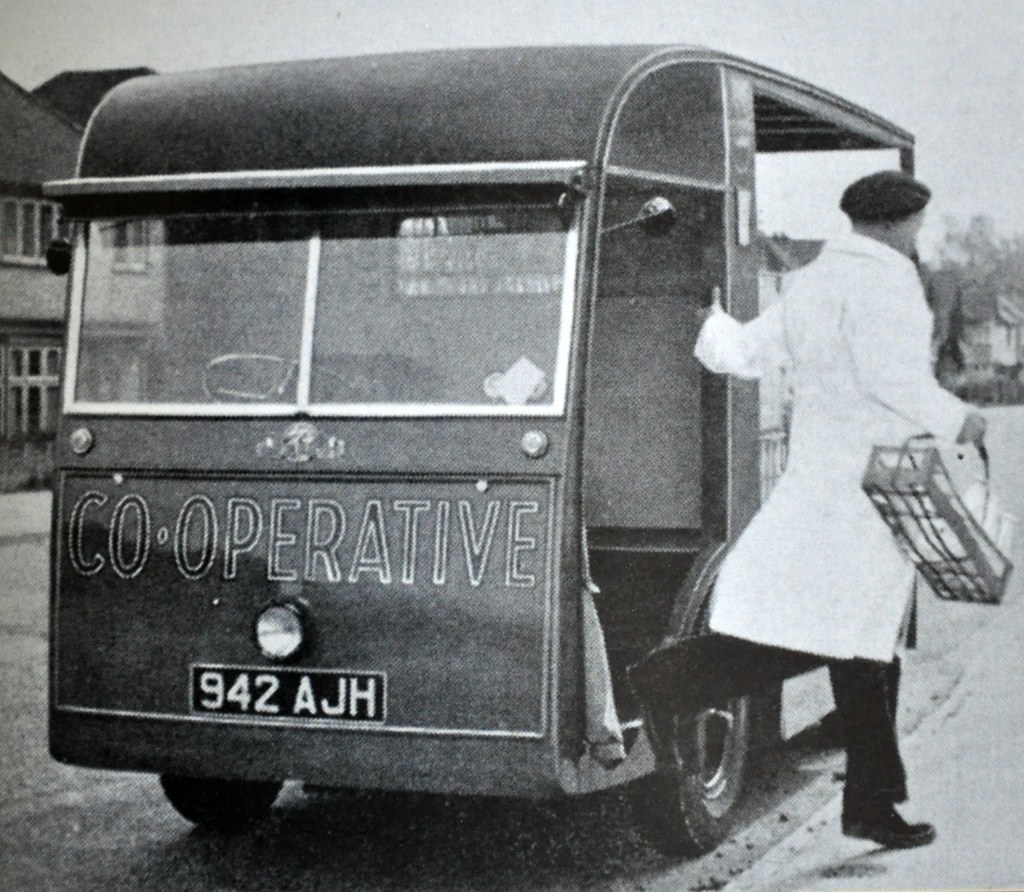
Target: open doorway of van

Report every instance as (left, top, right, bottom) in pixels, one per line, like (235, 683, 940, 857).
(753, 148, 904, 498)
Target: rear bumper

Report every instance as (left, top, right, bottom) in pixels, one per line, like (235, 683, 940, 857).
(50, 706, 566, 797)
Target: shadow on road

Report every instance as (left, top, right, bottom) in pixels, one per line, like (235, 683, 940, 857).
(131, 725, 848, 892)
(157, 787, 652, 891)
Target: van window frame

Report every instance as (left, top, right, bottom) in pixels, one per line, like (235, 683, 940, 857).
(62, 202, 581, 419)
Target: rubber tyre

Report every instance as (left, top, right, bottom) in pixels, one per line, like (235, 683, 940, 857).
(160, 774, 282, 831)
(634, 695, 751, 857)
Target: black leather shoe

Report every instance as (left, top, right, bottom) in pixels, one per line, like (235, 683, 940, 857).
(842, 807, 936, 848)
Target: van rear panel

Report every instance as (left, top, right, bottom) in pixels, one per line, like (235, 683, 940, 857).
(52, 471, 563, 793)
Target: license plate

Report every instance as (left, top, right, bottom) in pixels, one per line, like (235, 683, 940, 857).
(191, 665, 386, 722)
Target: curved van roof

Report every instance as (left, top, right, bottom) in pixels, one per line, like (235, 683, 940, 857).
(50, 45, 913, 193)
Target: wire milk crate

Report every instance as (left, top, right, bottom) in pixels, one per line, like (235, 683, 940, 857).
(862, 438, 1014, 604)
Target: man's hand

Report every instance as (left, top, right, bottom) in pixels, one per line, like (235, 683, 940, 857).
(956, 411, 987, 446)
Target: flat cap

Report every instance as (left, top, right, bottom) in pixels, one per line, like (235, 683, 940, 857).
(840, 170, 931, 222)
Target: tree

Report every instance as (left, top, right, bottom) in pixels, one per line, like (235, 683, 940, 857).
(935, 215, 1024, 288)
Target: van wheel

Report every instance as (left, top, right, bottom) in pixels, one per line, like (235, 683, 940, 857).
(160, 774, 282, 831)
(634, 695, 750, 856)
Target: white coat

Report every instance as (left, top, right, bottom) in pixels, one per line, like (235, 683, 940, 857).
(695, 232, 969, 661)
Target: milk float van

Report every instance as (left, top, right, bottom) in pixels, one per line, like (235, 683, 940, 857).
(44, 46, 916, 854)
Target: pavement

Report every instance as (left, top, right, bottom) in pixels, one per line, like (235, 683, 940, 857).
(0, 490, 51, 540)
(724, 587, 1024, 891)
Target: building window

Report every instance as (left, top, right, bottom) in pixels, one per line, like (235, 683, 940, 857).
(112, 218, 151, 272)
(0, 197, 65, 265)
(4, 345, 62, 436)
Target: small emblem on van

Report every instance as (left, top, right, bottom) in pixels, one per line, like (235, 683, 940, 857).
(258, 422, 345, 462)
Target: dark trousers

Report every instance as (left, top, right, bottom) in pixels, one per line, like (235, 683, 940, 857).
(829, 656, 906, 815)
(632, 634, 906, 817)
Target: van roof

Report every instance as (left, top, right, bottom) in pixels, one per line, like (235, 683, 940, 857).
(67, 45, 913, 183)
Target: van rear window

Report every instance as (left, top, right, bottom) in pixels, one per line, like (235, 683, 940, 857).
(70, 205, 575, 416)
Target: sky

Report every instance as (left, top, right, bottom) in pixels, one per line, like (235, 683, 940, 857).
(2, 0, 1022, 258)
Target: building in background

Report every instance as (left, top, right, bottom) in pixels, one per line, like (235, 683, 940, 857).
(0, 71, 80, 487)
(926, 263, 1024, 404)
(32, 67, 155, 128)
(1, 66, 153, 488)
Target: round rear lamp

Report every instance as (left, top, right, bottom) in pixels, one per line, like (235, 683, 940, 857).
(69, 427, 94, 456)
(255, 603, 304, 662)
(521, 429, 549, 459)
